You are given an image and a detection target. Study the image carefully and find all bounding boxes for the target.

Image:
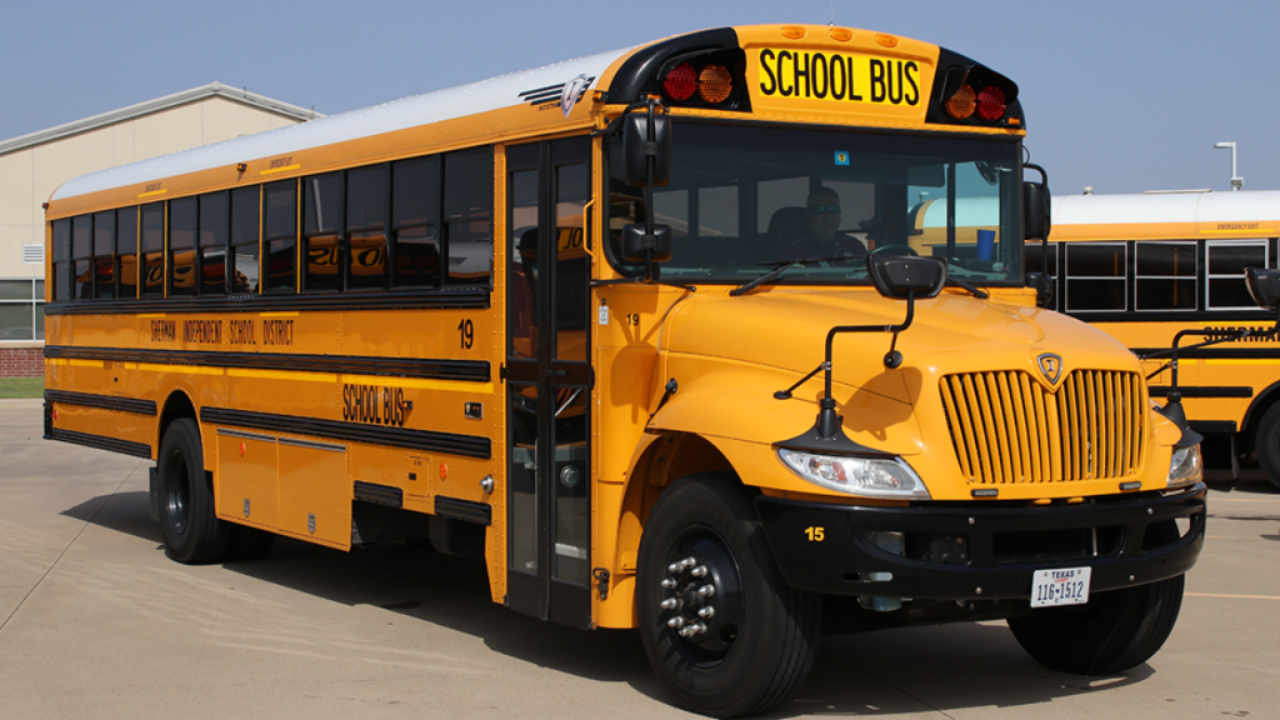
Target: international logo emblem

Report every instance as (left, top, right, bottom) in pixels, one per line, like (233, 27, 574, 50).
(1037, 353, 1063, 385)
(560, 74, 591, 118)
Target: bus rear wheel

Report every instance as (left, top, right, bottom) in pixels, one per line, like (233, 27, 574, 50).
(636, 473, 820, 718)
(1008, 573, 1185, 675)
(1254, 403, 1280, 490)
(159, 418, 230, 564)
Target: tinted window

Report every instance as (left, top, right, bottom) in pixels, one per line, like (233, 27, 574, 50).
(303, 173, 343, 292)
(1208, 240, 1268, 310)
(444, 148, 493, 287)
(392, 156, 441, 288)
(200, 193, 229, 296)
(141, 203, 165, 296)
(1065, 243, 1126, 312)
(117, 208, 138, 298)
(347, 165, 388, 290)
(230, 187, 259, 294)
(51, 219, 70, 302)
(169, 197, 198, 296)
(1135, 242, 1195, 311)
(264, 181, 296, 292)
(93, 210, 116, 299)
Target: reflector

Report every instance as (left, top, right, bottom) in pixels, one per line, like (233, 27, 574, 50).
(698, 65, 733, 104)
(663, 63, 697, 101)
(977, 85, 1007, 121)
(945, 84, 976, 119)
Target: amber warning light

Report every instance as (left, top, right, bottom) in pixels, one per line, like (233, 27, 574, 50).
(662, 61, 737, 105)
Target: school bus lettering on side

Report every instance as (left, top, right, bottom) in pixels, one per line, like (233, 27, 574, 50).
(228, 319, 256, 345)
(150, 320, 175, 342)
(342, 384, 407, 427)
(182, 320, 223, 344)
(262, 319, 294, 346)
(757, 48, 920, 105)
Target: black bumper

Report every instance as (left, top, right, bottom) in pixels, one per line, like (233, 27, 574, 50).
(754, 484, 1206, 601)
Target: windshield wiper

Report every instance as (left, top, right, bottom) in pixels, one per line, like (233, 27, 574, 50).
(729, 254, 862, 297)
(944, 276, 989, 298)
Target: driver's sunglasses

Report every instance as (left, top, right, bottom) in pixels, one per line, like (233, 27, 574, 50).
(808, 205, 840, 214)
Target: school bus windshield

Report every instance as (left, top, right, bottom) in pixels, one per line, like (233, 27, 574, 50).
(607, 121, 1023, 286)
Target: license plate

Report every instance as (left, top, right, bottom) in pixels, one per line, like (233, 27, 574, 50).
(1030, 567, 1092, 608)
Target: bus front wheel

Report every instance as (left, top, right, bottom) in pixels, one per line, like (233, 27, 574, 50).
(1008, 573, 1185, 675)
(636, 473, 820, 718)
(1254, 403, 1280, 489)
(158, 418, 231, 564)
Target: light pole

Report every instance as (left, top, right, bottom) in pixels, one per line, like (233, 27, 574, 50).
(1214, 141, 1244, 191)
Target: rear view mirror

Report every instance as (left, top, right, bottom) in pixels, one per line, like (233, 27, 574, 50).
(868, 255, 947, 299)
(1246, 267, 1280, 311)
(1024, 182, 1051, 240)
(621, 223, 673, 263)
(622, 112, 672, 187)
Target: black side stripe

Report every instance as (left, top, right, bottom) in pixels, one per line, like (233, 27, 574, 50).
(47, 428, 151, 459)
(45, 345, 490, 382)
(200, 407, 491, 459)
(1132, 347, 1280, 360)
(434, 496, 492, 526)
(43, 288, 490, 316)
(45, 389, 157, 416)
(1149, 386, 1254, 399)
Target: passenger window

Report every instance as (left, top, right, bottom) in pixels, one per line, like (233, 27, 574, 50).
(444, 148, 494, 287)
(72, 216, 92, 300)
(117, 208, 138, 298)
(1135, 242, 1195, 311)
(392, 155, 441, 288)
(141, 203, 165, 296)
(1207, 240, 1268, 310)
(303, 173, 343, 292)
(199, 193, 229, 296)
(168, 197, 198, 297)
(1065, 243, 1126, 312)
(52, 219, 71, 302)
(93, 210, 116, 299)
(230, 187, 260, 294)
(264, 181, 297, 292)
(347, 165, 388, 291)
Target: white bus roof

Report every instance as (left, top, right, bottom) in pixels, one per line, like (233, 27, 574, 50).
(50, 47, 629, 202)
(1052, 190, 1280, 227)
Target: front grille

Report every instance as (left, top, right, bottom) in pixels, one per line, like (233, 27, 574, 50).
(940, 370, 1146, 484)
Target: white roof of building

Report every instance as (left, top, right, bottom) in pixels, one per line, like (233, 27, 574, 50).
(0, 82, 321, 157)
(50, 48, 629, 202)
(1053, 190, 1280, 226)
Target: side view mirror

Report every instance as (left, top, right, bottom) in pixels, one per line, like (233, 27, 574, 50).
(1024, 271, 1055, 309)
(622, 112, 671, 187)
(1246, 267, 1280, 311)
(1024, 181, 1051, 240)
(868, 255, 947, 300)
(621, 223, 673, 263)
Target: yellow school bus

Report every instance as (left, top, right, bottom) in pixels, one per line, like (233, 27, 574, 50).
(45, 25, 1209, 716)
(1036, 190, 1280, 488)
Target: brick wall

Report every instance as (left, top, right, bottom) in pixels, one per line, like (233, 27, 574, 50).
(0, 347, 43, 377)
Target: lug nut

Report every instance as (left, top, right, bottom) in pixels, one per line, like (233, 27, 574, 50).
(667, 561, 683, 574)
(698, 606, 715, 619)
(681, 556, 697, 569)
(660, 598, 679, 610)
(697, 584, 716, 597)
(660, 577, 677, 589)
(690, 565, 708, 578)
(667, 616, 685, 628)
(678, 622, 707, 638)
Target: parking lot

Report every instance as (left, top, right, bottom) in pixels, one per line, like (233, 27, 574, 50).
(1, 396, 1277, 719)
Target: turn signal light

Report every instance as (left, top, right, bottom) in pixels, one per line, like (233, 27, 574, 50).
(945, 84, 976, 119)
(976, 85, 1007, 120)
(698, 64, 733, 104)
(662, 63, 697, 101)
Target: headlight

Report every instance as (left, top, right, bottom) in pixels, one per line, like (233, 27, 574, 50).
(778, 449, 930, 499)
(1167, 444, 1203, 489)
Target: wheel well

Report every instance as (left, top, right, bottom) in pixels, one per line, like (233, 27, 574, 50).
(158, 391, 198, 461)
(1240, 379, 1280, 452)
(616, 432, 735, 572)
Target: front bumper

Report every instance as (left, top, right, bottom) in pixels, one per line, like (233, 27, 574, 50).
(755, 484, 1206, 600)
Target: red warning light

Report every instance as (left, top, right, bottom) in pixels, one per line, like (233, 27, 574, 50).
(976, 86, 1007, 121)
(663, 63, 697, 101)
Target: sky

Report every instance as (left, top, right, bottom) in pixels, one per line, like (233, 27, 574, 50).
(2, 0, 1276, 197)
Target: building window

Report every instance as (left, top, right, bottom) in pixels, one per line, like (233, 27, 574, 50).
(0, 279, 45, 341)
(1135, 241, 1196, 311)
(1065, 242, 1127, 312)
(1207, 239, 1268, 310)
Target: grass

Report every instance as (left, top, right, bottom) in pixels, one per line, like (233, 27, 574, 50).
(0, 377, 44, 399)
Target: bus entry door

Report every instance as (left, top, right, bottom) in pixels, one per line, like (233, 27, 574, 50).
(504, 137, 593, 628)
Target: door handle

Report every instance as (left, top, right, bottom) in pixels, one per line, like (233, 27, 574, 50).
(548, 369, 568, 377)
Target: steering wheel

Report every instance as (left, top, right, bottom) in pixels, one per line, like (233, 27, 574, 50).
(869, 244, 919, 257)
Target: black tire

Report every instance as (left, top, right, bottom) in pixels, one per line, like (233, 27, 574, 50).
(158, 418, 231, 564)
(1008, 573, 1185, 675)
(226, 524, 276, 562)
(1254, 403, 1280, 490)
(637, 473, 820, 717)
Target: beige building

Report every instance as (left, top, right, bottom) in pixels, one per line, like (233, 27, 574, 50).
(0, 82, 318, 369)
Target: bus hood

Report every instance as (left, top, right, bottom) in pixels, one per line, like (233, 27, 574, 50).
(660, 288, 1137, 410)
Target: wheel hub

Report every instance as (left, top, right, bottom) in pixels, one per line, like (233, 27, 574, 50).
(657, 535, 743, 659)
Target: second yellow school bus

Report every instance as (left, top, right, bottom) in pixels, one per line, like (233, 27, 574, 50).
(45, 25, 1206, 716)
(1038, 190, 1280, 487)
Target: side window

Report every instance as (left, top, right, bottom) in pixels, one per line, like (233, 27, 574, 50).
(347, 165, 388, 290)
(1065, 242, 1126, 312)
(230, 187, 260, 294)
(199, 193, 229, 296)
(117, 208, 138, 298)
(72, 215, 92, 300)
(52, 219, 71, 302)
(264, 181, 297, 293)
(141, 203, 165, 296)
(392, 155, 441, 288)
(1135, 242, 1196, 311)
(168, 197, 198, 297)
(302, 173, 343, 292)
(1207, 240, 1268, 310)
(444, 148, 494, 287)
(1023, 241, 1058, 276)
(93, 210, 116, 299)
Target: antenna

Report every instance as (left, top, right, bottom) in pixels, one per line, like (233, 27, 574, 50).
(830, 0, 835, 25)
